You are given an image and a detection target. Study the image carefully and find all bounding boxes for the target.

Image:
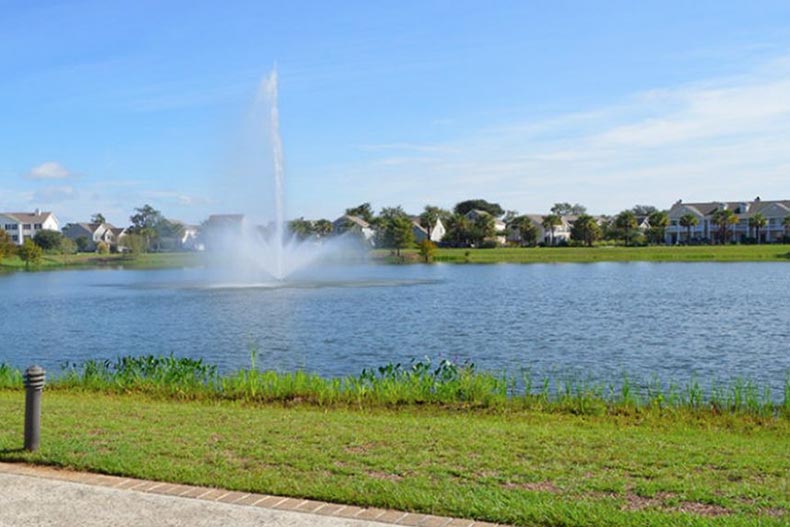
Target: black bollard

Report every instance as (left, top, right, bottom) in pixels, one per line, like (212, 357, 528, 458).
(23, 365, 45, 452)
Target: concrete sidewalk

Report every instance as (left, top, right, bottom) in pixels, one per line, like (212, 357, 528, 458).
(0, 463, 498, 527)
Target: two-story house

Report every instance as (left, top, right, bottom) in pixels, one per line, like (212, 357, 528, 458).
(0, 210, 60, 245)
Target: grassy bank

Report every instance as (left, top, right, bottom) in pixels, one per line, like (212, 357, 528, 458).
(3, 356, 787, 418)
(374, 244, 790, 264)
(0, 391, 786, 526)
(0, 252, 199, 271)
(0, 358, 788, 525)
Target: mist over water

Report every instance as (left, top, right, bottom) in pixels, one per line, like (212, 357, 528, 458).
(204, 68, 366, 283)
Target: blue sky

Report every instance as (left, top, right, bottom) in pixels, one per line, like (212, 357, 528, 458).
(3, 1, 790, 225)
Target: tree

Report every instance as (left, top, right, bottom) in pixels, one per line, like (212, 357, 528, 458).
(417, 239, 437, 262)
(18, 239, 43, 269)
(748, 213, 767, 243)
(345, 203, 374, 223)
(97, 241, 110, 255)
(550, 203, 586, 216)
(419, 206, 450, 238)
(711, 209, 738, 244)
(541, 214, 562, 245)
(129, 204, 164, 251)
(0, 229, 15, 262)
(444, 214, 473, 247)
(470, 213, 497, 246)
(570, 214, 602, 247)
(632, 205, 658, 217)
(59, 237, 77, 258)
(91, 213, 106, 225)
(287, 218, 314, 240)
(375, 206, 414, 256)
(679, 213, 699, 243)
(453, 199, 504, 218)
(613, 210, 638, 246)
(32, 230, 64, 252)
(121, 233, 147, 256)
(313, 219, 333, 238)
(647, 211, 669, 244)
(75, 236, 91, 253)
(388, 216, 415, 256)
(507, 216, 538, 247)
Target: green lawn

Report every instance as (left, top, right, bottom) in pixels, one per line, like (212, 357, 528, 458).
(375, 245, 790, 264)
(0, 252, 199, 271)
(0, 391, 786, 526)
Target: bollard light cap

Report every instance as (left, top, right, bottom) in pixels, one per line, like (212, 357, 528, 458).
(23, 365, 46, 389)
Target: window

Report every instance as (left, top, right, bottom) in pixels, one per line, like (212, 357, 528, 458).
(4, 224, 17, 230)
(11, 235, 17, 242)
(34, 223, 42, 229)
(23, 224, 32, 230)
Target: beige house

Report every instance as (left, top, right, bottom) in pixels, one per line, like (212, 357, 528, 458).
(666, 198, 790, 244)
(0, 210, 60, 245)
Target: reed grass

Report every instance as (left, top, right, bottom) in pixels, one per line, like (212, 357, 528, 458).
(1, 356, 787, 418)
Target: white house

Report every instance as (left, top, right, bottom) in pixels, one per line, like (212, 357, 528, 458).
(0, 210, 60, 245)
(332, 214, 376, 245)
(429, 218, 446, 243)
(665, 198, 790, 244)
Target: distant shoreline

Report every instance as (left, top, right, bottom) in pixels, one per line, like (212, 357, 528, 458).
(3, 244, 790, 273)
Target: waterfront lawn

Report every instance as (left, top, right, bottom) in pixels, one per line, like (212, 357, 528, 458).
(0, 391, 786, 526)
(375, 244, 790, 263)
(0, 252, 199, 270)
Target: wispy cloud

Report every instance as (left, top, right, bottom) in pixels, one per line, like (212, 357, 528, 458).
(141, 190, 211, 207)
(24, 161, 74, 180)
(325, 55, 790, 214)
(32, 185, 78, 203)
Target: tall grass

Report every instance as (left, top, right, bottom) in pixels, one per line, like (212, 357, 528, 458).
(0, 356, 787, 418)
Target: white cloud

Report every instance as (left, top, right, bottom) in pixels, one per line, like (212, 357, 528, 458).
(32, 185, 78, 203)
(24, 161, 74, 180)
(320, 55, 790, 214)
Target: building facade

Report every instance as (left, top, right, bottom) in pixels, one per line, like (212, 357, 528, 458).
(665, 198, 790, 244)
(0, 210, 60, 245)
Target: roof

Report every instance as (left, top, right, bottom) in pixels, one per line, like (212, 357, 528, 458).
(1, 211, 55, 223)
(670, 199, 790, 217)
(333, 215, 371, 229)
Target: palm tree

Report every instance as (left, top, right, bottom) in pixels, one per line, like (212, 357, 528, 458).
(712, 209, 738, 244)
(508, 216, 538, 247)
(613, 210, 638, 246)
(570, 214, 602, 247)
(313, 219, 333, 238)
(541, 214, 562, 245)
(748, 213, 767, 244)
(678, 213, 699, 243)
(647, 210, 669, 244)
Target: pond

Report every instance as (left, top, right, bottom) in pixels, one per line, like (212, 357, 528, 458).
(1, 262, 788, 393)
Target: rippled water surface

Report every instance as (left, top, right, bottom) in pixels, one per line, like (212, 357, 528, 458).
(1, 263, 789, 391)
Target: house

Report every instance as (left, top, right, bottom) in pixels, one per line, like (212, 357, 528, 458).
(464, 209, 507, 244)
(0, 210, 60, 245)
(332, 215, 376, 245)
(429, 218, 446, 243)
(506, 214, 574, 246)
(62, 223, 117, 251)
(180, 224, 202, 251)
(410, 217, 446, 244)
(412, 221, 429, 243)
(665, 198, 790, 244)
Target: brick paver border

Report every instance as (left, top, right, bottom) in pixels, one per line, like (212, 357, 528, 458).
(0, 462, 502, 527)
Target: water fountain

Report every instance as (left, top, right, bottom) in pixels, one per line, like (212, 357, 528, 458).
(202, 68, 364, 284)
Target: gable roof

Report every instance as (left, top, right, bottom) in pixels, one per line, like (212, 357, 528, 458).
(2, 211, 55, 223)
(670, 199, 790, 218)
